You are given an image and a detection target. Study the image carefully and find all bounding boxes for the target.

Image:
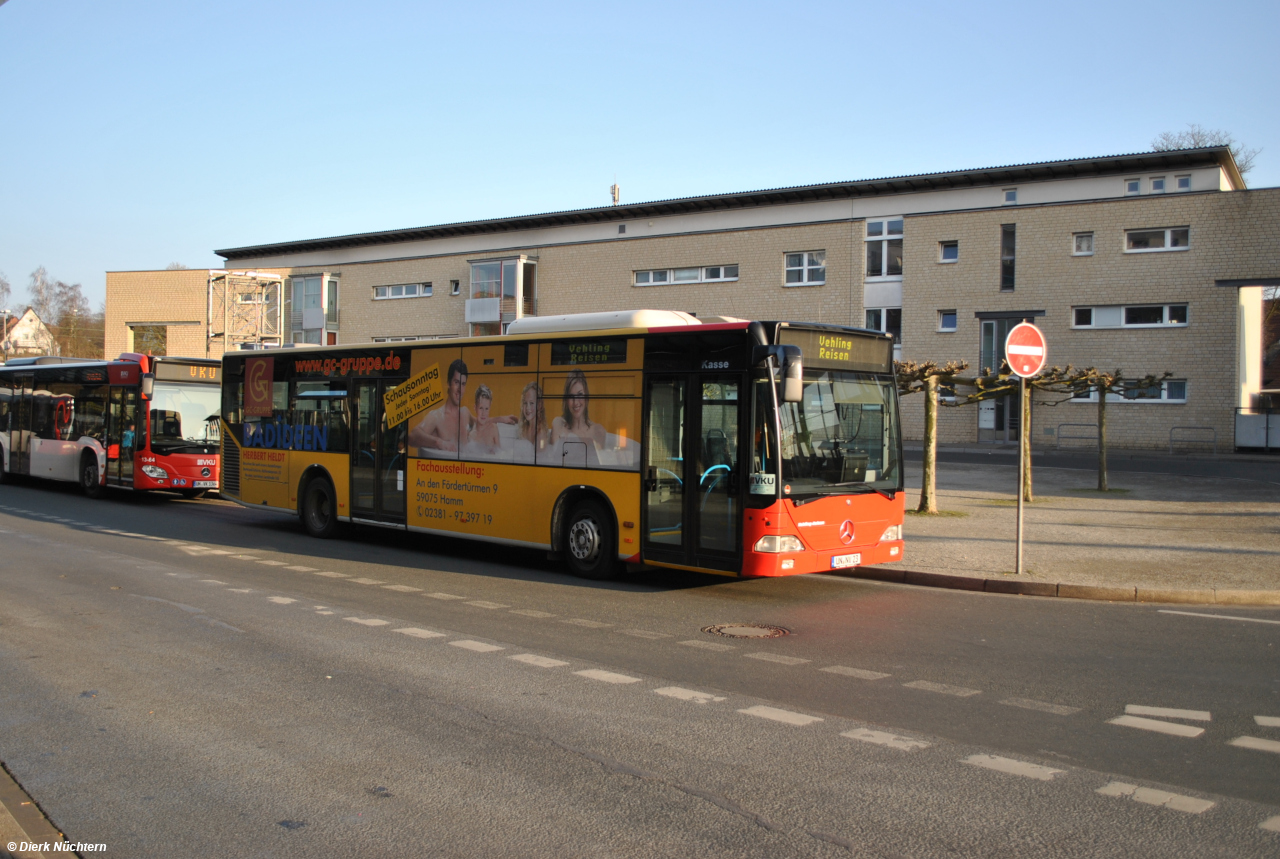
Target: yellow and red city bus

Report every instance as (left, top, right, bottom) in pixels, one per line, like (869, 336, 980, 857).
(0, 353, 222, 497)
(217, 311, 904, 579)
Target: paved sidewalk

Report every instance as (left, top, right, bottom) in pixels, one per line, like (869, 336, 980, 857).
(865, 457, 1280, 605)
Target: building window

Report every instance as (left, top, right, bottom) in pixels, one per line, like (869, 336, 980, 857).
(865, 219, 903, 279)
(785, 252, 826, 286)
(1003, 188, 1018, 205)
(372, 336, 423, 343)
(618, 224, 626, 234)
(1125, 178, 1141, 195)
(865, 307, 902, 343)
(450, 280, 461, 295)
(1073, 379, 1187, 403)
(1176, 175, 1191, 191)
(938, 310, 957, 332)
(1072, 304, 1188, 328)
(373, 283, 431, 300)
(1125, 227, 1190, 253)
(1073, 232, 1094, 256)
(939, 241, 959, 263)
(1000, 224, 1016, 290)
(1150, 176, 1166, 193)
(635, 265, 738, 286)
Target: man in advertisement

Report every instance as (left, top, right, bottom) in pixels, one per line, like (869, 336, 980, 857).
(408, 359, 471, 453)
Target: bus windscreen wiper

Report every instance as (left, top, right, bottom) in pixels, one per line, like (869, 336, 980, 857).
(815, 482, 896, 500)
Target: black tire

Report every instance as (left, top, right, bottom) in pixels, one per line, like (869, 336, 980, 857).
(563, 499, 617, 580)
(300, 477, 338, 539)
(80, 452, 104, 499)
(0, 448, 8, 484)
(180, 489, 207, 500)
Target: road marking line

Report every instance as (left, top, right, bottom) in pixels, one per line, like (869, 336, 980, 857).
(257, 560, 289, 566)
(619, 629, 670, 639)
(451, 640, 504, 653)
(314, 572, 348, 578)
(284, 565, 316, 571)
(679, 640, 734, 652)
(344, 617, 391, 626)
(1158, 609, 1280, 626)
(383, 585, 423, 593)
(198, 548, 231, 554)
(963, 755, 1062, 781)
(821, 666, 890, 680)
(1255, 715, 1280, 728)
(227, 588, 253, 593)
(1261, 816, 1280, 833)
(1229, 736, 1280, 754)
(393, 627, 446, 639)
(467, 600, 509, 609)
(903, 680, 981, 697)
(316, 611, 334, 615)
(510, 609, 556, 618)
(229, 555, 260, 560)
(1096, 781, 1214, 813)
(200, 580, 226, 584)
(426, 592, 466, 600)
(1001, 698, 1081, 716)
(1126, 704, 1211, 721)
(1107, 715, 1205, 738)
(744, 653, 810, 665)
(738, 705, 823, 726)
(841, 729, 930, 751)
(511, 654, 569, 668)
(654, 686, 726, 704)
(349, 577, 386, 585)
(575, 669, 642, 684)
(267, 597, 298, 605)
(560, 618, 612, 628)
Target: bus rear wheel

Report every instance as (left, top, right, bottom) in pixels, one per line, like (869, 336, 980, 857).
(564, 499, 617, 580)
(80, 453, 104, 499)
(301, 477, 338, 539)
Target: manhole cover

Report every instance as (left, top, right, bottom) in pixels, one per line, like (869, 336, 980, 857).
(702, 623, 790, 639)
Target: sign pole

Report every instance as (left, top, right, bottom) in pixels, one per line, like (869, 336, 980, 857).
(1016, 375, 1025, 575)
(1005, 321, 1045, 577)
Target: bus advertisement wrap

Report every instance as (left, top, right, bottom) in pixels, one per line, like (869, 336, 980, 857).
(384, 363, 444, 429)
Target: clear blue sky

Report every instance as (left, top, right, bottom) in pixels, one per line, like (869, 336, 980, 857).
(2, 0, 1276, 308)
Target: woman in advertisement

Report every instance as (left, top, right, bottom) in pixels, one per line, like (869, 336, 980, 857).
(518, 381, 548, 451)
(550, 369, 606, 451)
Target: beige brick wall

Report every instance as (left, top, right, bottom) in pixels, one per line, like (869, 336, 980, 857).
(105, 269, 212, 360)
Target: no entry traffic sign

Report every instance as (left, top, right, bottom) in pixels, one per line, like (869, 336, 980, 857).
(1005, 322, 1047, 378)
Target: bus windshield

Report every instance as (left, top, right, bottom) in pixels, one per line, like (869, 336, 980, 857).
(754, 369, 901, 499)
(149, 382, 222, 454)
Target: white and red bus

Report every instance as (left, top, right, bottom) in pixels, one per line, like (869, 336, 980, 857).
(0, 353, 222, 498)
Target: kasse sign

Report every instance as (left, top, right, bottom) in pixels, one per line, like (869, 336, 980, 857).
(1005, 323, 1047, 378)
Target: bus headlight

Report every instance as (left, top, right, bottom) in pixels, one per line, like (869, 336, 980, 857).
(753, 535, 804, 553)
(141, 465, 169, 479)
(879, 525, 902, 542)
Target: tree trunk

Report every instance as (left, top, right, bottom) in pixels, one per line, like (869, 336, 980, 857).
(1097, 384, 1109, 491)
(1021, 382, 1033, 502)
(917, 375, 939, 513)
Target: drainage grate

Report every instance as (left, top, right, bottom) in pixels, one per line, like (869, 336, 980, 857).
(702, 623, 790, 639)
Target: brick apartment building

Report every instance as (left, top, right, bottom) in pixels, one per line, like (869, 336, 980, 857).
(104, 146, 1280, 451)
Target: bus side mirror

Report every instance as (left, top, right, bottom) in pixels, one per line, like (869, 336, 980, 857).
(780, 346, 803, 403)
(140, 373, 154, 399)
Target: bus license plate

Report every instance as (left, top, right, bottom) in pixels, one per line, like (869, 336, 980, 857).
(831, 553, 860, 569)
(194, 480, 218, 488)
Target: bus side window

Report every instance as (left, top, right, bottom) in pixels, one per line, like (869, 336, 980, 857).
(0, 383, 9, 433)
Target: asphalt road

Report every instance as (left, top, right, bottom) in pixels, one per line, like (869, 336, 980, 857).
(1, 478, 1278, 857)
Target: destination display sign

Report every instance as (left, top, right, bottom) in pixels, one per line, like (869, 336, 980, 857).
(549, 338, 628, 366)
(154, 361, 221, 383)
(778, 328, 893, 373)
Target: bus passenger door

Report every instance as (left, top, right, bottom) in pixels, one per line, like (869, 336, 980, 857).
(350, 380, 406, 524)
(692, 376, 742, 569)
(642, 377, 686, 563)
(107, 387, 139, 485)
(9, 374, 33, 475)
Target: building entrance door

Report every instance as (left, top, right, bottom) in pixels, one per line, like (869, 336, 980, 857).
(979, 318, 1030, 444)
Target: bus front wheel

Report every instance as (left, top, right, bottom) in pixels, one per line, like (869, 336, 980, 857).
(301, 477, 338, 539)
(564, 499, 617, 580)
(80, 453, 104, 499)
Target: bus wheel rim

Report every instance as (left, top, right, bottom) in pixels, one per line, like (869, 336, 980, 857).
(568, 517, 599, 562)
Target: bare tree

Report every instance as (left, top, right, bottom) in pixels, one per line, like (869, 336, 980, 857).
(896, 359, 969, 513)
(0, 271, 10, 310)
(23, 268, 103, 358)
(1152, 124, 1261, 177)
(165, 262, 189, 270)
(26, 266, 56, 320)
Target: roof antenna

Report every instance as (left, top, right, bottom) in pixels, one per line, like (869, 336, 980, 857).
(610, 176, 620, 206)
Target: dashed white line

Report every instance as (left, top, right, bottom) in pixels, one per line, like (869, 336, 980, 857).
(382, 585, 423, 593)
(575, 669, 642, 684)
(511, 654, 569, 668)
(821, 666, 891, 680)
(202, 549, 233, 555)
(679, 639, 734, 652)
(450, 640, 505, 653)
(349, 577, 386, 585)
(738, 705, 823, 726)
(619, 629, 670, 639)
(510, 609, 556, 618)
(285, 565, 316, 572)
(903, 680, 981, 698)
(229, 555, 259, 560)
(841, 728, 931, 751)
(467, 600, 509, 609)
(344, 617, 391, 627)
(744, 653, 810, 666)
(1000, 698, 1081, 716)
(560, 618, 612, 628)
(314, 572, 348, 578)
(227, 588, 253, 593)
(654, 686, 726, 704)
(1261, 815, 1280, 833)
(1158, 610, 1280, 626)
(963, 755, 1062, 781)
(1125, 704, 1211, 721)
(316, 611, 335, 616)
(393, 627, 446, 639)
(257, 560, 289, 566)
(1107, 715, 1205, 738)
(1254, 715, 1280, 728)
(267, 597, 298, 605)
(1229, 736, 1280, 754)
(200, 580, 226, 584)
(1096, 782, 1215, 813)
(426, 592, 466, 600)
